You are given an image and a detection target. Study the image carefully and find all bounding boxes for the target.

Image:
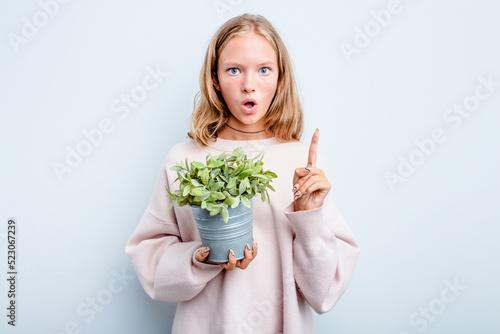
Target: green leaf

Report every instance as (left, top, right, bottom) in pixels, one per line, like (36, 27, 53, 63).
(165, 185, 173, 195)
(210, 191, 225, 200)
(191, 179, 200, 187)
(238, 169, 253, 179)
(233, 165, 244, 176)
(190, 187, 210, 197)
(253, 164, 262, 174)
(182, 184, 193, 197)
(241, 196, 251, 208)
(232, 146, 243, 157)
(265, 171, 278, 179)
(192, 161, 205, 169)
(166, 200, 175, 215)
(200, 168, 209, 186)
(267, 184, 275, 192)
(229, 187, 239, 196)
(231, 196, 240, 209)
(210, 168, 220, 178)
(194, 193, 210, 202)
(227, 177, 236, 189)
(221, 204, 229, 223)
(207, 160, 224, 168)
(214, 181, 224, 192)
(239, 179, 247, 195)
(208, 178, 215, 190)
(224, 196, 238, 206)
(178, 199, 189, 207)
(253, 151, 264, 161)
(209, 205, 222, 216)
(170, 165, 183, 171)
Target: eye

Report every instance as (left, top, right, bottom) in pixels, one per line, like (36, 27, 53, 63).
(259, 67, 270, 75)
(228, 68, 239, 75)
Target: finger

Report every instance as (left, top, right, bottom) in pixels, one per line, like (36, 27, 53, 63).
(295, 175, 322, 199)
(237, 244, 254, 269)
(252, 241, 258, 257)
(292, 167, 322, 193)
(296, 177, 331, 199)
(220, 249, 236, 271)
(195, 247, 210, 262)
(307, 129, 319, 168)
(292, 167, 313, 190)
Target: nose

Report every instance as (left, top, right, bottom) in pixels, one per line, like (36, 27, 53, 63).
(241, 72, 255, 93)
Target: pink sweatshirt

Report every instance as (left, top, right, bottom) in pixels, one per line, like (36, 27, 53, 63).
(125, 137, 360, 334)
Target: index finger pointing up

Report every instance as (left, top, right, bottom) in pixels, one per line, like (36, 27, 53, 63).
(307, 128, 319, 168)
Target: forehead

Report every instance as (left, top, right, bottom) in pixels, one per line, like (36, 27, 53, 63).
(218, 32, 277, 65)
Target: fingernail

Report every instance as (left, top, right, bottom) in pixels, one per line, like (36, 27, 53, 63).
(255, 242, 258, 251)
(316, 128, 319, 132)
(303, 168, 310, 173)
(246, 244, 251, 251)
(292, 184, 299, 192)
(202, 246, 210, 254)
(294, 190, 301, 198)
(229, 249, 235, 258)
(303, 192, 307, 197)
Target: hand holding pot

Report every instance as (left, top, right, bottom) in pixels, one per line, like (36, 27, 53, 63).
(195, 241, 258, 271)
(292, 129, 331, 211)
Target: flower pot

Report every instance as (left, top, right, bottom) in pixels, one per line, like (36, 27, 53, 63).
(191, 198, 253, 263)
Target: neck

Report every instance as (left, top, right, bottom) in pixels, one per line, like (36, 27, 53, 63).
(218, 120, 273, 140)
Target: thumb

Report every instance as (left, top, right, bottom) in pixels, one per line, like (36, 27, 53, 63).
(195, 247, 210, 262)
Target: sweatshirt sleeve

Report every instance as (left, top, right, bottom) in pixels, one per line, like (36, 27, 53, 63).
(283, 159, 360, 314)
(125, 158, 223, 302)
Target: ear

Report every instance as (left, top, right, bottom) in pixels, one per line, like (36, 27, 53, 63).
(212, 74, 220, 91)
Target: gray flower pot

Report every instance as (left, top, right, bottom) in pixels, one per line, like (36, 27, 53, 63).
(191, 198, 253, 263)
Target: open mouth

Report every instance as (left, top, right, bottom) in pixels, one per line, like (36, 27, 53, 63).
(242, 99, 257, 112)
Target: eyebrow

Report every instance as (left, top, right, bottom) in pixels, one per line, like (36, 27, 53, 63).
(220, 61, 277, 67)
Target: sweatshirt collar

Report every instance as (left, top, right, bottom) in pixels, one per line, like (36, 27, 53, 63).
(206, 137, 281, 153)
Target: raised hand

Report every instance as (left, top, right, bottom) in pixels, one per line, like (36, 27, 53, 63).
(292, 129, 331, 211)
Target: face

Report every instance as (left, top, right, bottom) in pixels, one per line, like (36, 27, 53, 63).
(214, 32, 279, 131)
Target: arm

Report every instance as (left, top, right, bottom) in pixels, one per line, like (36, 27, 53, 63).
(284, 194, 360, 314)
(286, 129, 360, 313)
(125, 159, 223, 302)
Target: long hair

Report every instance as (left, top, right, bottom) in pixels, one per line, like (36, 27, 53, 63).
(187, 13, 303, 146)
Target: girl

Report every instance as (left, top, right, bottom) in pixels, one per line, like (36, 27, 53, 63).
(126, 13, 359, 334)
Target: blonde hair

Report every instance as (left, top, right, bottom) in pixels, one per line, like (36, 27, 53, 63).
(187, 13, 303, 146)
